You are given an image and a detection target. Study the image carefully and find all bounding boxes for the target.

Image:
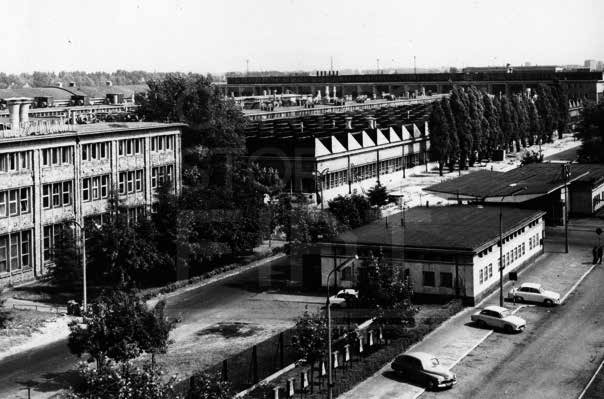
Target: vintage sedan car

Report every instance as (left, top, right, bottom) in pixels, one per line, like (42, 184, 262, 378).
(391, 351, 457, 390)
(471, 305, 526, 333)
(328, 289, 359, 308)
(508, 282, 561, 306)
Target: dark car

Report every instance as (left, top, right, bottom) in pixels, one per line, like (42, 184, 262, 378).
(391, 352, 456, 390)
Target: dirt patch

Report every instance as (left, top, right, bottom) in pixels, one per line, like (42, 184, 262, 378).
(197, 322, 260, 339)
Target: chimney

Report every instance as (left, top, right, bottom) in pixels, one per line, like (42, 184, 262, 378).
(6, 98, 21, 129)
(19, 99, 32, 126)
(367, 117, 376, 129)
(106, 80, 112, 86)
(345, 116, 353, 130)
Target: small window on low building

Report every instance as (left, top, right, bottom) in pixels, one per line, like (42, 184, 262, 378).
(440, 272, 453, 288)
(423, 271, 435, 287)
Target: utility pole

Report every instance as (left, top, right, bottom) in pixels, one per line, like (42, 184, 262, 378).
(563, 163, 571, 253)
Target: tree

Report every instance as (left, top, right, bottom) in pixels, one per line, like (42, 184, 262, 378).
(520, 150, 544, 165)
(290, 309, 328, 365)
(67, 360, 178, 399)
(328, 194, 373, 229)
(441, 97, 459, 171)
(450, 87, 473, 169)
(68, 290, 175, 366)
(186, 371, 234, 399)
(367, 182, 389, 207)
(47, 228, 81, 289)
(428, 101, 451, 175)
(577, 101, 604, 163)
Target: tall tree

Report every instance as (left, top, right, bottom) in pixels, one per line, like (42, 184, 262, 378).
(428, 101, 451, 175)
(577, 101, 604, 163)
(450, 87, 473, 169)
(441, 97, 459, 171)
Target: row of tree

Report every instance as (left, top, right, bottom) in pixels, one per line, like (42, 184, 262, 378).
(577, 101, 604, 163)
(429, 85, 569, 175)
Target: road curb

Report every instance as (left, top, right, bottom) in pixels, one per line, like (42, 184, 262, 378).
(578, 356, 604, 399)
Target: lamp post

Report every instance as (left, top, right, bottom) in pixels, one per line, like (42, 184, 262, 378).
(69, 220, 87, 312)
(313, 167, 330, 211)
(562, 163, 571, 254)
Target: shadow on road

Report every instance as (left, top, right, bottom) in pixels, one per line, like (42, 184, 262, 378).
(381, 370, 426, 389)
(18, 369, 81, 393)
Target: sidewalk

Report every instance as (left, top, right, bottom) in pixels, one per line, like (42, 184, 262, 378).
(339, 240, 596, 399)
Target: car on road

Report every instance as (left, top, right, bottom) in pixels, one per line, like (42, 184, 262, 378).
(508, 282, 560, 306)
(391, 351, 457, 390)
(328, 289, 358, 308)
(471, 305, 526, 333)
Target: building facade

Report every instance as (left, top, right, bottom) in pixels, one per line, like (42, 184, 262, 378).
(318, 206, 546, 305)
(0, 98, 183, 286)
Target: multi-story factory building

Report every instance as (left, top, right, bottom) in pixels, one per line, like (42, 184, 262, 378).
(0, 97, 183, 287)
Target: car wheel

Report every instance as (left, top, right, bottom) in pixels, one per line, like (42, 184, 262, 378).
(504, 324, 514, 334)
(515, 296, 524, 303)
(426, 380, 436, 391)
(544, 299, 553, 307)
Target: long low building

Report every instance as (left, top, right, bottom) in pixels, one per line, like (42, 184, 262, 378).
(315, 206, 546, 305)
(0, 97, 183, 286)
(246, 103, 432, 206)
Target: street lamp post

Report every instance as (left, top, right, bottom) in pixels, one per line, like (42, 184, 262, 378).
(69, 220, 87, 312)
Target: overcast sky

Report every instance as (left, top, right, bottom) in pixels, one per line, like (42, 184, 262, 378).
(3, 0, 603, 74)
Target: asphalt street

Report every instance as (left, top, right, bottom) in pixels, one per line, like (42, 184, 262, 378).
(0, 255, 310, 398)
(420, 265, 604, 399)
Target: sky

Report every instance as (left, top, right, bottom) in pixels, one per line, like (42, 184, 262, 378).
(2, 0, 604, 74)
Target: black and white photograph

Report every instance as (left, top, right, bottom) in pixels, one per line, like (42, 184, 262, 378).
(0, 0, 603, 398)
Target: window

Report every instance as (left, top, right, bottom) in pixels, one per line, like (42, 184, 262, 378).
(92, 177, 100, 200)
(440, 272, 453, 288)
(166, 136, 172, 150)
(488, 264, 493, 278)
(0, 236, 6, 273)
(126, 140, 133, 155)
(62, 147, 71, 164)
(8, 153, 17, 171)
(100, 142, 107, 159)
(0, 192, 6, 218)
(10, 233, 19, 270)
(135, 139, 141, 154)
(0, 153, 7, 172)
(118, 141, 124, 156)
(9, 190, 18, 216)
(151, 168, 157, 188)
(82, 145, 88, 161)
(101, 175, 109, 198)
(127, 171, 134, 193)
(423, 271, 435, 287)
(20, 152, 30, 170)
(522, 243, 525, 255)
(158, 136, 164, 151)
(118, 172, 126, 195)
(82, 178, 90, 202)
(151, 137, 156, 151)
(62, 182, 72, 206)
(91, 143, 97, 160)
(52, 148, 59, 165)
(20, 231, 30, 268)
(43, 185, 50, 209)
(43, 224, 66, 262)
(135, 170, 143, 192)
(19, 188, 30, 214)
(479, 269, 484, 284)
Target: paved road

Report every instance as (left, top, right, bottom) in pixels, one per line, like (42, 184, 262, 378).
(420, 265, 604, 399)
(0, 255, 317, 398)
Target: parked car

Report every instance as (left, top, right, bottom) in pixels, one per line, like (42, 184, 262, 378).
(471, 305, 526, 333)
(391, 351, 456, 390)
(328, 289, 359, 308)
(508, 282, 560, 306)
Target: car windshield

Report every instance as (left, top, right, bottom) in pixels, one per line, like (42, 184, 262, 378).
(499, 309, 511, 317)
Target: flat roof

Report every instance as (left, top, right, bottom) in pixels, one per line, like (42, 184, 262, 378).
(0, 122, 185, 145)
(332, 205, 545, 252)
(425, 163, 590, 200)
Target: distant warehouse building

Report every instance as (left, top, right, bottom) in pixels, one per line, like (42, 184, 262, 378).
(246, 102, 432, 206)
(0, 97, 183, 287)
(316, 206, 545, 305)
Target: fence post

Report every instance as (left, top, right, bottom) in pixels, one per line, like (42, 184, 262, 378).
(252, 345, 258, 383)
(279, 332, 284, 368)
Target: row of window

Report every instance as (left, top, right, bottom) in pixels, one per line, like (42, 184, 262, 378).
(151, 165, 174, 188)
(321, 154, 425, 190)
(499, 243, 527, 269)
(150, 135, 174, 152)
(118, 138, 145, 157)
(0, 188, 31, 218)
(42, 146, 72, 167)
(83, 175, 110, 202)
(0, 151, 33, 172)
(118, 170, 145, 195)
(423, 271, 453, 288)
(479, 264, 494, 284)
(528, 233, 541, 250)
(42, 223, 67, 262)
(42, 181, 73, 209)
(0, 230, 31, 273)
(82, 142, 110, 161)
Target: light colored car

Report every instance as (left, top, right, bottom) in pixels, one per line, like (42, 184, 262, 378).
(391, 351, 457, 390)
(328, 289, 359, 308)
(508, 282, 560, 306)
(471, 305, 526, 333)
